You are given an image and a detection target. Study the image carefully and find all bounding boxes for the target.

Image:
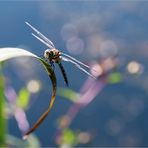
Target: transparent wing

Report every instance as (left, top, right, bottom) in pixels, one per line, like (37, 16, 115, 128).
(32, 33, 53, 49)
(61, 52, 98, 74)
(62, 56, 96, 79)
(61, 52, 90, 69)
(25, 22, 55, 48)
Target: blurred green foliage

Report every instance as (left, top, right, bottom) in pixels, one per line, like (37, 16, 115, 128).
(0, 65, 6, 146)
(0, 63, 41, 147)
(108, 72, 122, 84)
(62, 128, 77, 146)
(16, 88, 30, 110)
(6, 134, 40, 147)
(58, 88, 79, 103)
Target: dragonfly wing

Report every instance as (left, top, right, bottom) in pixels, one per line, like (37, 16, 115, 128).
(61, 52, 90, 69)
(32, 33, 53, 49)
(62, 56, 96, 79)
(61, 52, 98, 75)
(58, 62, 69, 86)
(26, 22, 55, 48)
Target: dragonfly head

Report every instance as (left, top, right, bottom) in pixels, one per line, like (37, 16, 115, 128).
(44, 49, 61, 63)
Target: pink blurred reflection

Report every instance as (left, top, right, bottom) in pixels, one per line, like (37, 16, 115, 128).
(66, 37, 84, 55)
(14, 108, 29, 132)
(5, 86, 17, 104)
(5, 86, 30, 134)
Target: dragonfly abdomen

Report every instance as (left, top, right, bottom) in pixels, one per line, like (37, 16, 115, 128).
(58, 62, 69, 86)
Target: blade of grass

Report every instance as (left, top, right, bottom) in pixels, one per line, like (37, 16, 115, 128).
(23, 58, 57, 139)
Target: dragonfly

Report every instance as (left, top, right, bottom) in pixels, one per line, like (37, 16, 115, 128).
(24, 22, 96, 139)
(25, 22, 96, 87)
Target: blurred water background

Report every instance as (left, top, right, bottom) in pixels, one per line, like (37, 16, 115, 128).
(1, 1, 148, 147)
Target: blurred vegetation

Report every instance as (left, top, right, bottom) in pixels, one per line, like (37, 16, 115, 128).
(16, 87, 30, 109)
(0, 64, 40, 147)
(0, 64, 6, 146)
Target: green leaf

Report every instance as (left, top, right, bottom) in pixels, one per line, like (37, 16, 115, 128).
(0, 48, 57, 138)
(16, 88, 30, 109)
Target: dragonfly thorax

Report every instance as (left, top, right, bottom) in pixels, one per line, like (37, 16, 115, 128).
(44, 48, 61, 63)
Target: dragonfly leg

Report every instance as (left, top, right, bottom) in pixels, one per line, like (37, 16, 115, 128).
(50, 61, 55, 70)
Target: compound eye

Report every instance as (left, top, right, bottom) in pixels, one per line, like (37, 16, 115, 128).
(44, 50, 50, 59)
(48, 51, 55, 59)
(49, 51, 54, 57)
